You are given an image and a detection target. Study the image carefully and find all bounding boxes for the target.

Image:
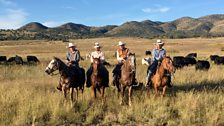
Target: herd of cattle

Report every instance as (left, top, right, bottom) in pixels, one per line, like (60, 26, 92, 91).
(0, 55, 39, 65)
(142, 51, 224, 70)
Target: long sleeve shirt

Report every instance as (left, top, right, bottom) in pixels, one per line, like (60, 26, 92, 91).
(151, 48, 166, 62)
(90, 51, 105, 63)
(66, 50, 80, 65)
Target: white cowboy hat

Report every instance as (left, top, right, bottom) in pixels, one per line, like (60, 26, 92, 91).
(155, 39, 164, 45)
(118, 41, 125, 46)
(94, 42, 102, 48)
(68, 43, 75, 48)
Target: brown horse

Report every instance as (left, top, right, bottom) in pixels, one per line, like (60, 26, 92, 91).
(150, 56, 175, 97)
(90, 57, 109, 101)
(45, 57, 85, 105)
(117, 53, 136, 106)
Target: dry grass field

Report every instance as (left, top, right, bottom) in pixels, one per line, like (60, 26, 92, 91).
(0, 37, 224, 126)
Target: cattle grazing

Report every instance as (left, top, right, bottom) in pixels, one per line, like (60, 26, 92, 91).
(173, 56, 185, 68)
(27, 55, 40, 64)
(210, 55, 219, 62)
(0, 56, 7, 64)
(214, 56, 224, 65)
(145, 50, 151, 55)
(7, 55, 23, 64)
(186, 53, 197, 58)
(142, 57, 151, 66)
(183, 57, 196, 66)
(195, 60, 210, 70)
(7, 57, 16, 63)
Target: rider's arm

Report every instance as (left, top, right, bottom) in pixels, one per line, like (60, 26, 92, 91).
(116, 50, 123, 62)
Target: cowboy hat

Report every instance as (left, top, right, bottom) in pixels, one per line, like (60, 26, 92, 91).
(118, 41, 125, 46)
(94, 42, 102, 48)
(155, 39, 164, 45)
(68, 43, 75, 48)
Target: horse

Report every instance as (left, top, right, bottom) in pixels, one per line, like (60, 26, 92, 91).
(117, 53, 136, 106)
(150, 56, 175, 97)
(90, 57, 109, 101)
(45, 57, 85, 105)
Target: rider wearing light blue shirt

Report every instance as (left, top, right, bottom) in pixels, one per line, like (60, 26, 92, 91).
(146, 39, 166, 86)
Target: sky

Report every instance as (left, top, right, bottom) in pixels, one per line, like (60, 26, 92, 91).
(1, 0, 224, 29)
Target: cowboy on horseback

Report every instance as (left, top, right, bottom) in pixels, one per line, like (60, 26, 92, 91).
(86, 43, 106, 87)
(56, 42, 81, 91)
(112, 41, 137, 86)
(66, 43, 81, 67)
(146, 39, 172, 87)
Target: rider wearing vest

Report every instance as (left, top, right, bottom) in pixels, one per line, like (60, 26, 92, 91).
(146, 39, 172, 87)
(112, 41, 137, 85)
(86, 43, 106, 87)
(57, 42, 81, 91)
(66, 43, 80, 67)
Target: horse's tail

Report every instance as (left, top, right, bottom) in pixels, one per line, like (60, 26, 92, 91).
(80, 67, 86, 86)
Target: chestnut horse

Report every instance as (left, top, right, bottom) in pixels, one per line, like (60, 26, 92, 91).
(90, 57, 109, 101)
(45, 57, 85, 105)
(118, 53, 136, 106)
(150, 56, 175, 97)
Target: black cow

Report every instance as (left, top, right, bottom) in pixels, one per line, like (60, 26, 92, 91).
(184, 57, 197, 66)
(7, 57, 15, 63)
(7, 55, 23, 64)
(27, 55, 40, 64)
(0, 56, 7, 63)
(173, 56, 185, 68)
(195, 60, 210, 70)
(145, 50, 151, 55)
(15, 55, 23, 64)
(186, 53, 197, 58)
(214, 56, 224, 65)
(210, 55, 219, 62)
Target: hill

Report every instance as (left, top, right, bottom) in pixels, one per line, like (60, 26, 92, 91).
(1, 14, 224, 40)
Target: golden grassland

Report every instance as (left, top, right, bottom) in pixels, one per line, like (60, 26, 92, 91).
(0, 37, 224, 126)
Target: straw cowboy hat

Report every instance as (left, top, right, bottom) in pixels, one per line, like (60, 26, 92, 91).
(155, 39, 164, 45)
(67, 43, 76, 48)
(94, 42, 102, 48)
(118, 41, 125, 46)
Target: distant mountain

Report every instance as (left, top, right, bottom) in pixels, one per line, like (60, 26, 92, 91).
(105, 20, 164, 37)
(1, 14, 224, 40)
(18, 22, 48, 31)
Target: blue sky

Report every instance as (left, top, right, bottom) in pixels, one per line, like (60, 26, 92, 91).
(1, 0, 224, 29)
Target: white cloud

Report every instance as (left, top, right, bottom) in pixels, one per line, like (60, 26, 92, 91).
(0, 9, 27, 29)
(43, 21, 62, 27)
(61, 6, 75, 10)
(142, 6, 170, 13)
(0, 0, 28, 29)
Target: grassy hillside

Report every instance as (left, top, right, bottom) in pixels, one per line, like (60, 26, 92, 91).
(0, 37, 223, 125)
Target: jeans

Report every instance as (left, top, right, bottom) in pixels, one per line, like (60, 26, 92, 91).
(146, 61, 158, 81)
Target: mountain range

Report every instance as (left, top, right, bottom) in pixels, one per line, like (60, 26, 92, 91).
(1, 14, 224, 40)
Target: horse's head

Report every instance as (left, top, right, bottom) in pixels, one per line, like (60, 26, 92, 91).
(161, 56, 176, 73)
(92, 56, 101, 74)
(45, 57, 60, 75)
(124, 53, 136, 72)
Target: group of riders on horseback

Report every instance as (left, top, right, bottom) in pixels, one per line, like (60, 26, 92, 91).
(56, 39, 172, 91)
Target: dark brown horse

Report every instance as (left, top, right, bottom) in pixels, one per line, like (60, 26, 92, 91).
(45, 57, 85, 105)
(150, 56, 175, 97)
(117, 53, 136, 106)
(90, 57, 109, 101)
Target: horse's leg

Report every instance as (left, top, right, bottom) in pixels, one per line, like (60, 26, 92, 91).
(91, 86, 97, 100)
(117, 83, 121, 99)
(62, 86, 67, 105)
(120, 85, 125, 105)
(162, 86, 167, 97)
(154, 85, 159, 97)
(100, 87, 105, 102)
(128, 86, 133, 106)
(70, 88, 74, 107)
